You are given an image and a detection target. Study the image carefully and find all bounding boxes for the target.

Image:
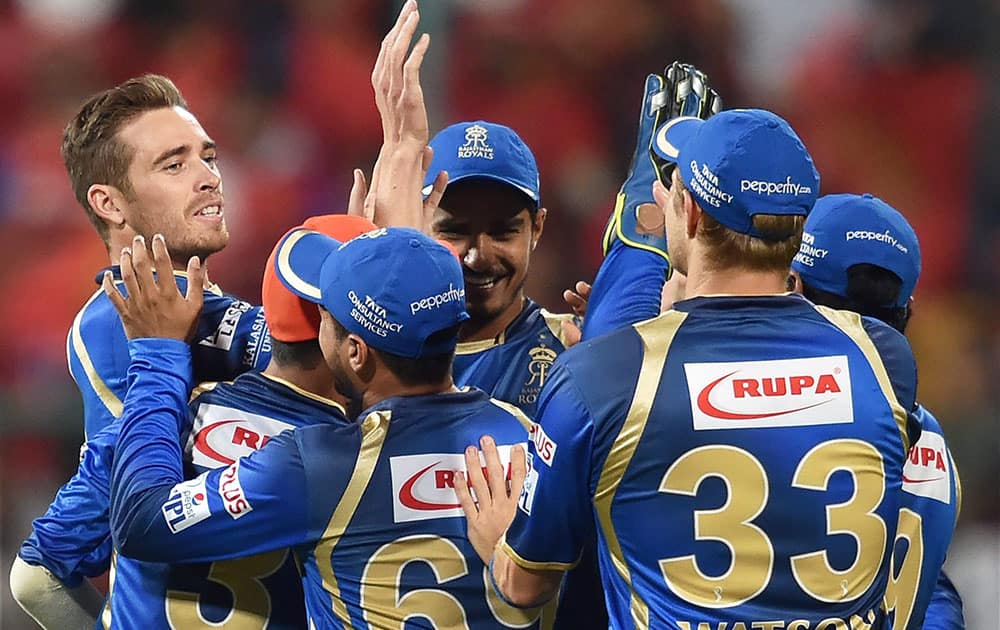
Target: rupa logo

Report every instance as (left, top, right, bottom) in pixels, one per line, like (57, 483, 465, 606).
(187, 404, 295, 468)
(389, 444, 526, 523)
(161, 475, 211, 534)
(458, 124, 494, 160)
(902, 430, 951, 504)
(684, 356, 854, 430)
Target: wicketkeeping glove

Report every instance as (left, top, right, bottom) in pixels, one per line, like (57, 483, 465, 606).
(602, 62, 723, 261)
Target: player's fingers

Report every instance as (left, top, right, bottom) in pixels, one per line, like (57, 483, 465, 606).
(479, 435, 507, 501)
(652, 180, 672, 210)
(562, 289, 584, 310)
(102, 270, 127, 316)
(421, 145, 434, 174)
(150, 234, 175, 296)
(388, 12, 419, 105)
(424, 169, 448, 213)
(560, 319, 582, 347)
(401, 33, 430, 106)
(185, 255, 205, 310)
(347, 169, 368, 217)
(454, 470, 478, 517)
(464, 445, 492, 507)
(576, 281, 592, 299)
(118, 247, 139, 299)
(130, 234, 156, 294)
(507, 444, 527, 502)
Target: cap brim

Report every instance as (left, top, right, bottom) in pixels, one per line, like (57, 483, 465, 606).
(652, 116, 704, 163)
(274, 229, 342, 304)
(422, 173, 539, 203)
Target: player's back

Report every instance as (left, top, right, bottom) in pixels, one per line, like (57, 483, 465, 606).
(567, 295, 915, 629)
(453, 299, 574, 417)
(884, 404, 962, 629)
(299, 387, 554, 629)
(104, 371, 346, 630)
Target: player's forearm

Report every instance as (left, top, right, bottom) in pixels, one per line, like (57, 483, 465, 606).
(490, 547, 563, 609)
(921, 571, 965, 630)
(110, 339, 192, 554)
(9, 556, 103, 630)
(582, 243, 667, 340)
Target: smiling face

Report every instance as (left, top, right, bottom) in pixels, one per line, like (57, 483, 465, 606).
(430, 179, 545, 339)
(114, 106, 228, 263)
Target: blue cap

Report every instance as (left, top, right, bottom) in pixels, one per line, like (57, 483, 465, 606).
(274, 227, 470, 358)
(652, 109, 820, 237)
(792, 193, 921, 308)
(423, 120, 540, 204)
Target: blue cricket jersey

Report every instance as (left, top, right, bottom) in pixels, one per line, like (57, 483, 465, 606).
(453, 298, 600, 629)
(100, 371, 346, 629)
(19, 268, 270, 589)
(111, 338, 557, 629)
(885, 405, 964, 629)
(504, 295, 918, 629)
(452, 299, 574, 419)
(68, 266, 271, 439)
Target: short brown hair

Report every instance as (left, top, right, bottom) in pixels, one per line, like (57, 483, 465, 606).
(61, 74, 188, 243)
(677, 177, 804, 273)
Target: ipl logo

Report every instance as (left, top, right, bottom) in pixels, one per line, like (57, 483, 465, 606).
(458, 124, 494, 160)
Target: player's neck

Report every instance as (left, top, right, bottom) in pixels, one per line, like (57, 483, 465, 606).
(262, 362, 346, 407)
(683, 257, 789, 298)
(362, 374, 458, 410)
(458, 295, 525, 343)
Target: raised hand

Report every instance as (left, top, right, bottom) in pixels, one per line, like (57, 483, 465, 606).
(455, 436, 527, 564)
(102, 234, 204, 341)
(364, 0, 438, 231)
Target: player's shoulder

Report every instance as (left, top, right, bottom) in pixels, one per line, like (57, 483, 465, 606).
(545, 323, 649, 412)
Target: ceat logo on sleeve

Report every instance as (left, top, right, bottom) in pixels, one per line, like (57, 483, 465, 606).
(219, 460, 254, 519)
(527, 422, 557, 466)
(902, 431, 951, 504)
(684, 355, 854, 430)
(161, 475, 212, 534)
(187, 404, 294, 468)
(389, 444, 527, 523)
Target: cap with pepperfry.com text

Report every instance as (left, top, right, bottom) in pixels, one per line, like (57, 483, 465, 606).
(274, 226, 469, 358)
(652, 108, 820, 237)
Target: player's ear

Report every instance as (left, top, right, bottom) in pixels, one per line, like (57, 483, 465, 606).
(347, 334, 375, 381)
(530, 207, 546, 249)
(788, 271, 803, 294)
(88, 184, 127, 229)
(683, 190, 700, 239)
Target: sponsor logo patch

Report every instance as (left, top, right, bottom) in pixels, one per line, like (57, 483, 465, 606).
(187, 404, 295, 468)
(527, 422, 557, 466)
(518, 453, 538, 515)
(684, 356, 854, 430)
(161, 475, 211, 533)
(219, 461, 253, 519)
(389, 444, 526, 523)
(902, 431, 951, 504)
(199, 300, 252, 351)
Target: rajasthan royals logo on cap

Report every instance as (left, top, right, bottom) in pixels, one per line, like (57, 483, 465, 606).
(458, 124, 494, 160)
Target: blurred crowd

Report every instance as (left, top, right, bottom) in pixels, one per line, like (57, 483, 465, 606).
(0, 0, 996, 627)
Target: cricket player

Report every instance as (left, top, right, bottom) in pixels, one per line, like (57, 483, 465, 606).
(11, 74, 270, 629)
(791, 193, 965, 629)
(106, 227, 553, 628)
(480, 109, 921, 629)
(82, 215, 374, 629)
